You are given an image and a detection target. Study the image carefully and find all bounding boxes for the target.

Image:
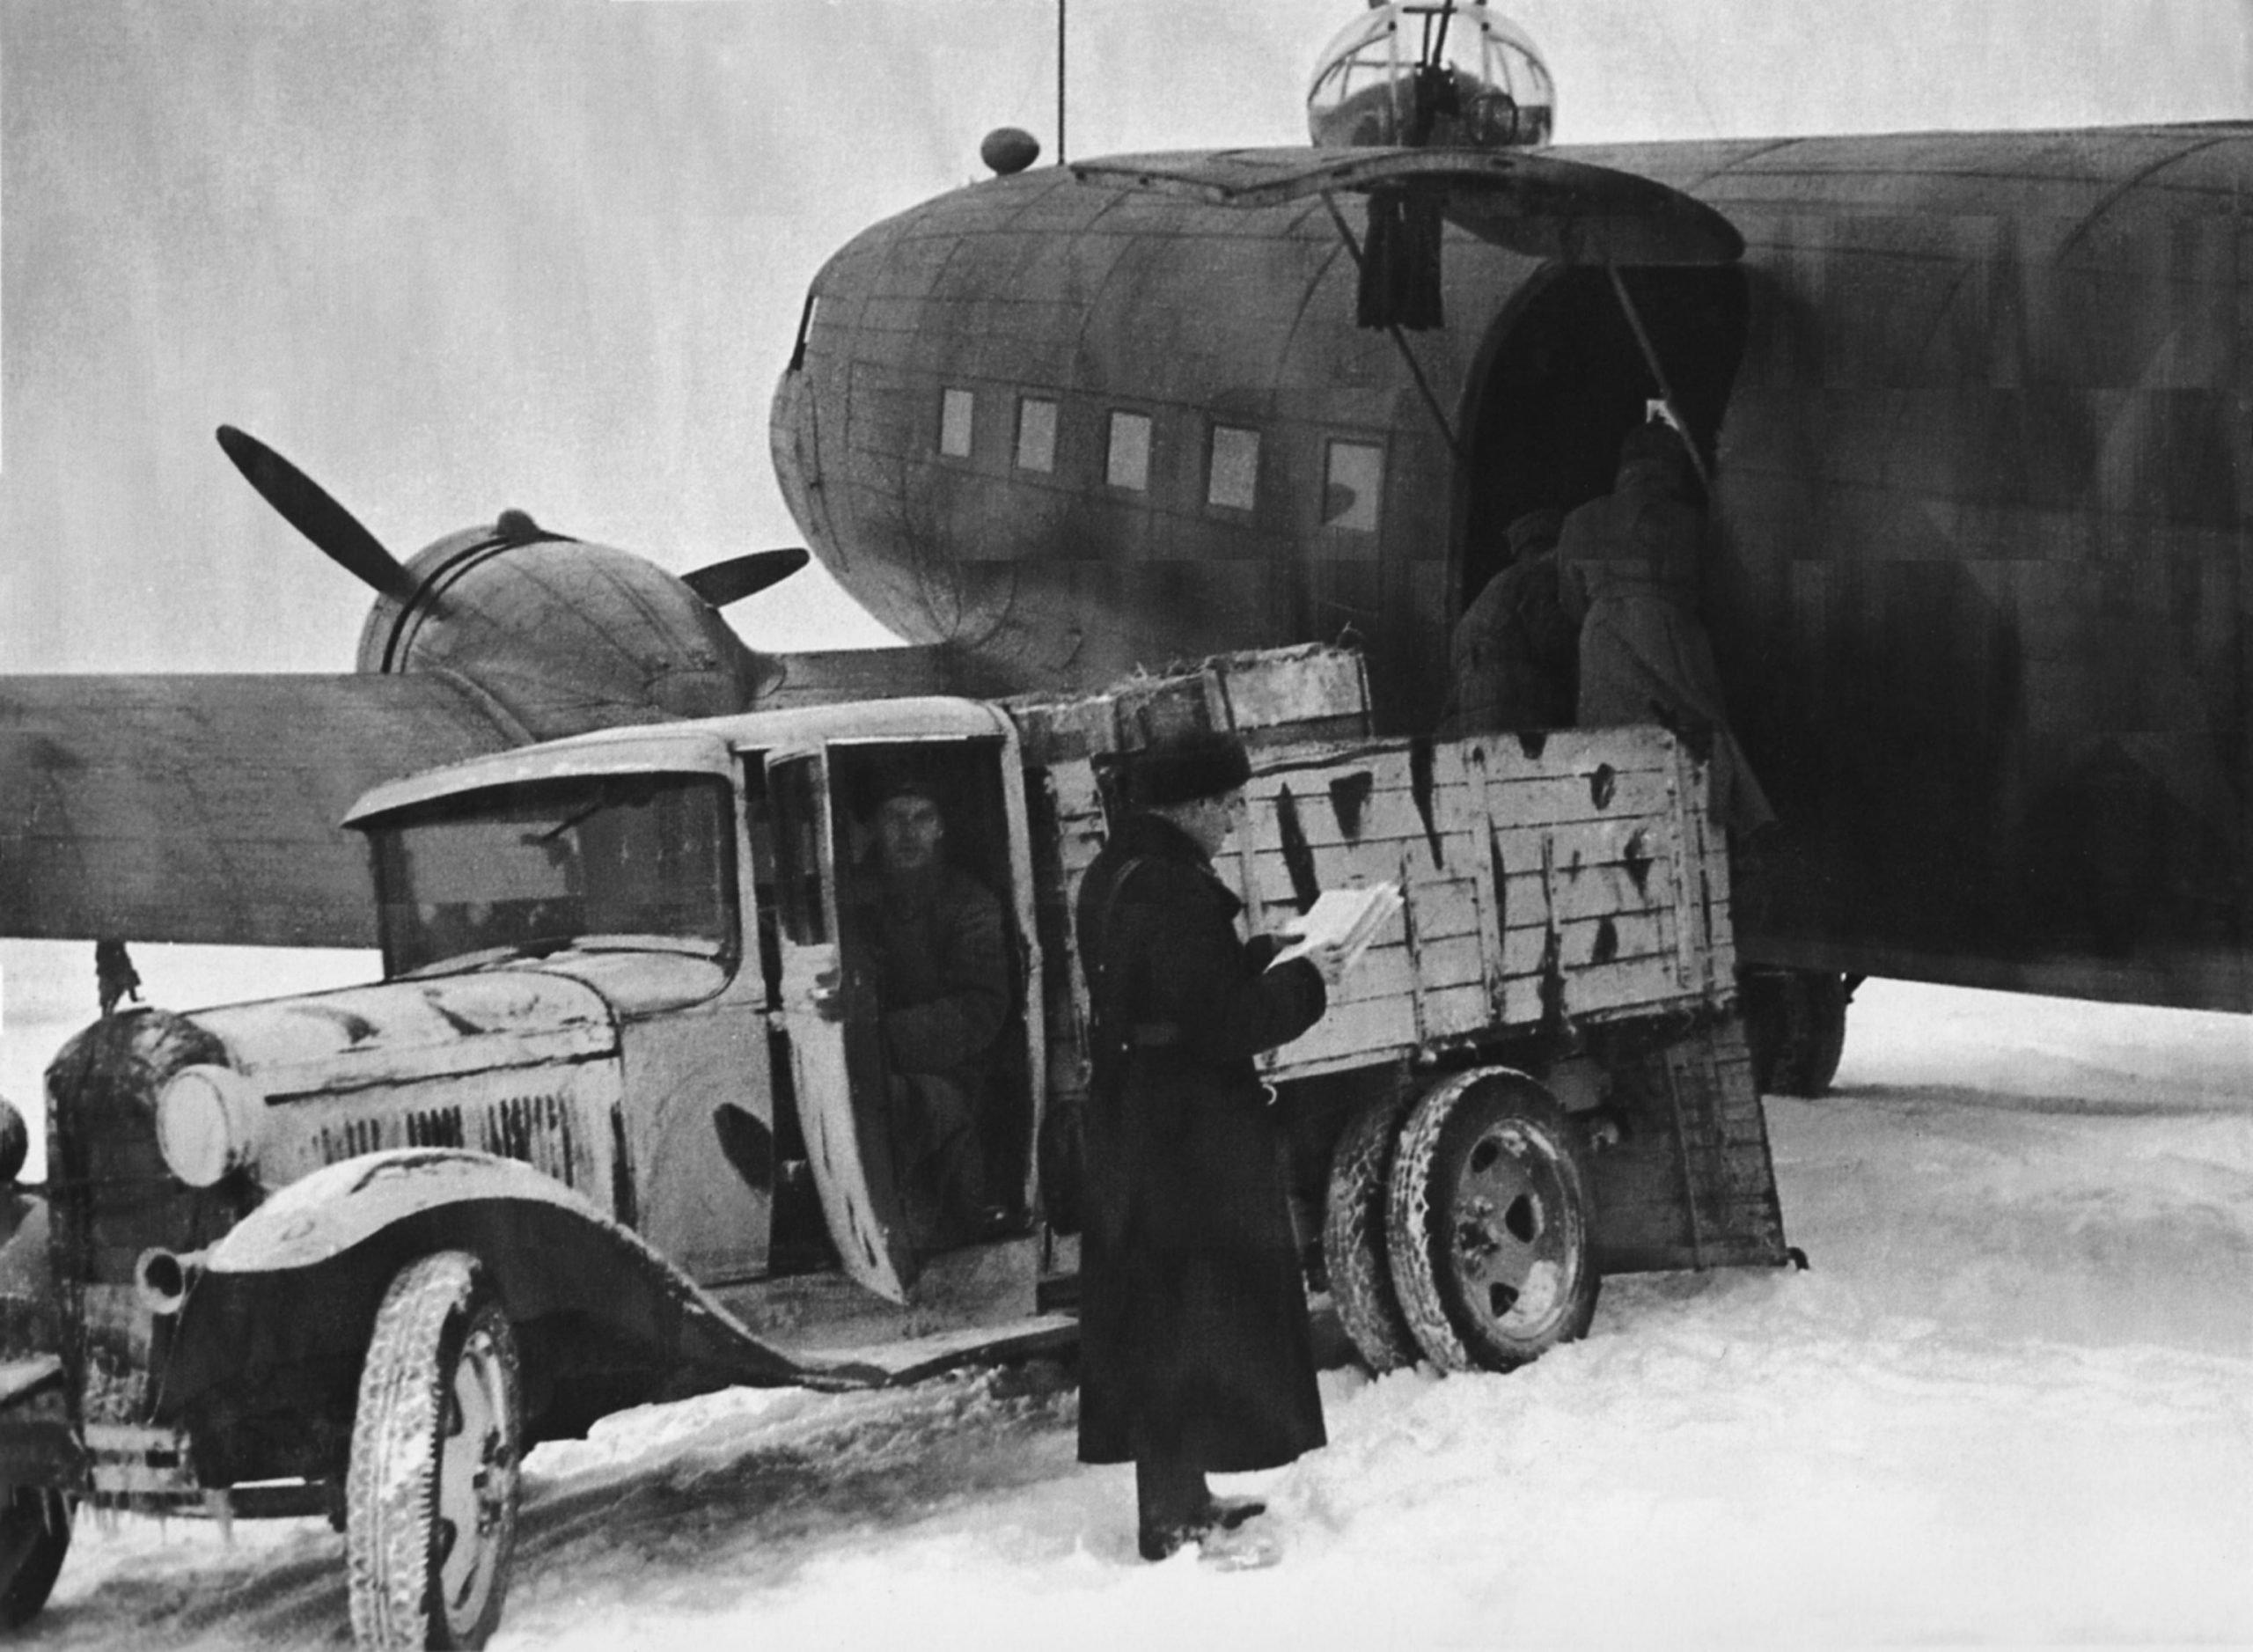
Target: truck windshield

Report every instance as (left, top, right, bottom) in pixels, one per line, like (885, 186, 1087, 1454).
(368, 773, 737, 977)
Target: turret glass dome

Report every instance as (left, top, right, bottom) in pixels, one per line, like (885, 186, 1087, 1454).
(1309, 2, 1555, 150)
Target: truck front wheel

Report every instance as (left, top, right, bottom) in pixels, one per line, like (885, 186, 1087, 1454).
(346, 1252, 524, 1651)
(1386, 1069, 1599, 1373)
(0, 1486, 70, 1629)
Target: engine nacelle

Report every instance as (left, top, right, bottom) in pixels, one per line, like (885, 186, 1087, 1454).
(356, 514, 766, 739)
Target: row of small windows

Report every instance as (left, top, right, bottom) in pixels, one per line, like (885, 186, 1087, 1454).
(937, 386, 1383, 533)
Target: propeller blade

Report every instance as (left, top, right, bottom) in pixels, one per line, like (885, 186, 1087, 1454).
(682, 548, 811, 608)
(216, 424, 417, 602)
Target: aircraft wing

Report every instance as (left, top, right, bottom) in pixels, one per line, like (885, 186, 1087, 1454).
(0, 675, 523, 950)
(1068, 145, 1743, 266)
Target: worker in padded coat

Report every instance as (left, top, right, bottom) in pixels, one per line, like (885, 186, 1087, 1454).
(1557, 420, 1776, 839)
(1072, 730, 1345, 1567)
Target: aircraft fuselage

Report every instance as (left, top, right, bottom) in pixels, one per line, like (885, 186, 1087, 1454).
(774, 125, 2253, 1012)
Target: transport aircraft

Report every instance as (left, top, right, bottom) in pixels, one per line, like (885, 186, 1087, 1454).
(4, 0, 2249, 1087)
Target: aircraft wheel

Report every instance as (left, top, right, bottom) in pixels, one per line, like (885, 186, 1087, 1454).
(1387, 1068, 1599, 1374)
(1744, 969, 1851, 1098)
(1321, 1089, 1419, 1373)
(347, 1252, 523, 1651)
(0, 1486, 72, 1630)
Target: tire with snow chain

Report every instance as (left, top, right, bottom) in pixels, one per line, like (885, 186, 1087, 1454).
(0, 1486, 71, 1630)
(347, 1252, 523, 1651)
(1322, 1090, 1420, 1373)
(1386, 1068, 1599, 1374)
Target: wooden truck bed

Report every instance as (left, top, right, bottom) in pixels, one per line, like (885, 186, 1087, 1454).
(1038, 724, 1730, 1083)
(1232, 726, 1731, 1079)
(1012, 647, 1786, 1279)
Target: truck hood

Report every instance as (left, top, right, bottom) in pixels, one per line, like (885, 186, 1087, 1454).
(191, 970, 619, 1099)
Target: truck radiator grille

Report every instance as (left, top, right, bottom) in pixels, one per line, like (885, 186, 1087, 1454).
(319, 1092, 584, 1190)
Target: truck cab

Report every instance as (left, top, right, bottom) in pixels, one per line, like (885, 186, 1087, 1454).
(343, 695, 1056, 1313)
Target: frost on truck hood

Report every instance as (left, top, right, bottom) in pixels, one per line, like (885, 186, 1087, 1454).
(190, 970, 617, 1097)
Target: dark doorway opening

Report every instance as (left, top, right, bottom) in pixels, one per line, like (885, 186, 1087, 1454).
(1459, 266, 1749, 610)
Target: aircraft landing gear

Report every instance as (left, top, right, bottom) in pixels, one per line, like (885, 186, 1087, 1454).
(1741, 969, 1858, 1098)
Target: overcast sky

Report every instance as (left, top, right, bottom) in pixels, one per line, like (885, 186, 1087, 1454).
(2, 0, 2245, 673)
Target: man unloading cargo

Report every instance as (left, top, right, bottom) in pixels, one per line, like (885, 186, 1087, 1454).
(1557, 421, 1775, 838)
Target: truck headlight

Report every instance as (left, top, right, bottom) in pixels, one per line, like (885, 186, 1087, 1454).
(0, 1093, 25, 1186)
(155, 1064, 267, 1187)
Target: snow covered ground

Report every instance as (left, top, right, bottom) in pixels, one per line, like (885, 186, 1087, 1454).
(8, 954, 2253, 1648)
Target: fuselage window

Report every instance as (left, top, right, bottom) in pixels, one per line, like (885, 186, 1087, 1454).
(940, 388, 975, 459)
(1207, 424, 1260, 511)
(1017, 398, 1058, 473)
(1106, 411, 1152, 491)
(1323, 439, 1384, 532)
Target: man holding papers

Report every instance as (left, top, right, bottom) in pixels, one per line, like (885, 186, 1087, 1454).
(1073, 729, 1347, 1568)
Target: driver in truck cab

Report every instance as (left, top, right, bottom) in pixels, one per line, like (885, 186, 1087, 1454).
(851, 773, 1016, 1249)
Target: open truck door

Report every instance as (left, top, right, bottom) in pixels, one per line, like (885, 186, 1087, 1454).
(764, 745, 918, 1302)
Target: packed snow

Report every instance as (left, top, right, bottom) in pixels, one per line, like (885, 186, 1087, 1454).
(6, 950, 2253, 1648)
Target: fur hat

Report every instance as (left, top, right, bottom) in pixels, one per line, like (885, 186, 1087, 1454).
(1128, 729, 1252, 809)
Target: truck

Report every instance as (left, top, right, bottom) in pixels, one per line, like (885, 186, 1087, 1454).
(0, 645, 1787, 1647)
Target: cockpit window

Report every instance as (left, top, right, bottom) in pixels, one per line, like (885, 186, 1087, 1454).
(369, 774, 737, 977)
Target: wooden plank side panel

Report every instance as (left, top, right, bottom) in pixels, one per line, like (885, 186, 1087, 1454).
(1487, 817, 1680, 870)
(1498, 909, 1678, 976)
(1497, 862, 1680, 928)
(1464, 725, 1684, 779)
(1416, 980, 1492, 1040)
(1243, 844, 1442, 921)
(1241, 775, 1482, 852)
(1477, 768, 1682, 830)
(1241, 762, 1680, 857)
(1262, 992, 1419, 1075)
(1405, 877, 1485, 940)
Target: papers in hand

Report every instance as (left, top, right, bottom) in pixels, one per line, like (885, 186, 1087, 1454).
(1268, 883, 1402, 973)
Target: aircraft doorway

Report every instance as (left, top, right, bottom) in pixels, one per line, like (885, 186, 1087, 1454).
(1460, 266, 1749, 611)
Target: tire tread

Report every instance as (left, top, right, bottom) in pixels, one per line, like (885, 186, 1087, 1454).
(1323, 1090, 1420, 1372)
(346, 1250, 518, 1652)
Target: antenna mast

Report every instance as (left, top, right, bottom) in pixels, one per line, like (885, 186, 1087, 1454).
(1057, 0, 1068, 164)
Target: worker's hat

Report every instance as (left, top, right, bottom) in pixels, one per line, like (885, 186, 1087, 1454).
(1127, 730, 1252, 809)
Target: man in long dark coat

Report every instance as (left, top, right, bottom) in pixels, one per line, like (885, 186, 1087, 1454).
(1073, 730, 1339, 1565)
(1557, 422, 1776, 838)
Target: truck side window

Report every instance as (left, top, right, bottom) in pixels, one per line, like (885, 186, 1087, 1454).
(768, 757, 830, 946)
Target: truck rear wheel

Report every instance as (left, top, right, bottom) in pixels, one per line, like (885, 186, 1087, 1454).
(0, 1486, 70, 1630)
(347, 1252, 523, 1651)
(1386, 1069, 1599, 1373)
(1321, 1090, 1420, 1373)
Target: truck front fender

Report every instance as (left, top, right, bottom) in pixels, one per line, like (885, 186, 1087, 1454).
(159, 1150, 844, 1434)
